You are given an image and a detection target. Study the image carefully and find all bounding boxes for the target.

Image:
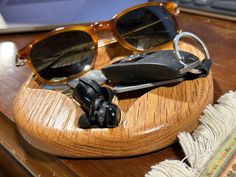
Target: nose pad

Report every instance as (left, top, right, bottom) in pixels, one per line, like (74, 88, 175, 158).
(95, 29, 133, 68)
(96, 29, 115, 47)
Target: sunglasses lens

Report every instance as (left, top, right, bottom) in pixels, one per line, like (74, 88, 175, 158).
(30, 30, 96, 82)
(115, 5, 177, 50)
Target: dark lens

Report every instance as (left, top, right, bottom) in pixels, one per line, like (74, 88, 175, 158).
(115, 6, 177, 50)
(30, 30, 95, 82)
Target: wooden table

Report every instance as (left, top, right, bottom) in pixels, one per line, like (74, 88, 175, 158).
(0, 13, 236, 177)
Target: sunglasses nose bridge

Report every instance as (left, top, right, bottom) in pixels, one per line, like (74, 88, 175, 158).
(92, 21, 113, 31)
(92, 21, 118, 47)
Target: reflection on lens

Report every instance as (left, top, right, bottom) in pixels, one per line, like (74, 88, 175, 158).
(30, 30, 95, 81)
(116, 6, 176, 50)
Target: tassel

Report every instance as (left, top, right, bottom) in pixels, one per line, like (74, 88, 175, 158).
(146, 91, 236, 177)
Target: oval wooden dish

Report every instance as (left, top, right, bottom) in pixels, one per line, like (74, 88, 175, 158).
(13, 42, 213, 158)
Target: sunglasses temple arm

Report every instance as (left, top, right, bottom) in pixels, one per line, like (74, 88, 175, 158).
(120, 16, 170, 38)
(95, 17, 171, 48)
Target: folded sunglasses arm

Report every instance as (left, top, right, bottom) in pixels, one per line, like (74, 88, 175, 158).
(15, 55, 27, 67)
(15, 47, 28, 67)
(15, 50, 27, 67)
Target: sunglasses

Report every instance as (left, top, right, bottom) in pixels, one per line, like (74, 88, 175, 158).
(16, 2, 179, 84)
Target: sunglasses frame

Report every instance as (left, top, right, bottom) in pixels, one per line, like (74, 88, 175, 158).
(16, 2, 180, 85)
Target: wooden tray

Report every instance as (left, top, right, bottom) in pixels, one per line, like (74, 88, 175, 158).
(13, 42, 213, 158)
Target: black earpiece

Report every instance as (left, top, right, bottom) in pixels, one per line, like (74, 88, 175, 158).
(73, 79, 120, 129)
(73, 79, 113, 111)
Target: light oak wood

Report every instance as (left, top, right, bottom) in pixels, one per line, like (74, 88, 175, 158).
(13, 42, 213, 158)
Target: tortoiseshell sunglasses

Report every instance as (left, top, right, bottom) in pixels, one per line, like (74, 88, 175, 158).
(16, 2, 179, 84)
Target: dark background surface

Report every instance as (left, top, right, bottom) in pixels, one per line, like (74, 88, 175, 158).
(0, 0, 146, 28)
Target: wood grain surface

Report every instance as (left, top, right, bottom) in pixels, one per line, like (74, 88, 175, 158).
(13, 42, 213, 158)
(0, 12, 235, 177)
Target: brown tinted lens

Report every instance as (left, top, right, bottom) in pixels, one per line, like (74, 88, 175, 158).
(115, 5, 177, 50)
(30, 30, 95, 82)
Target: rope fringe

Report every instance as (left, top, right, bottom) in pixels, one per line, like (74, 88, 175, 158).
(145, 160, 198, 177)
(145, 90, 236, 177)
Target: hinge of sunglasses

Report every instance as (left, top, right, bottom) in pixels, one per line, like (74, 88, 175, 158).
(15, 55, 27, 67)
(175, 8, 180, 15)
